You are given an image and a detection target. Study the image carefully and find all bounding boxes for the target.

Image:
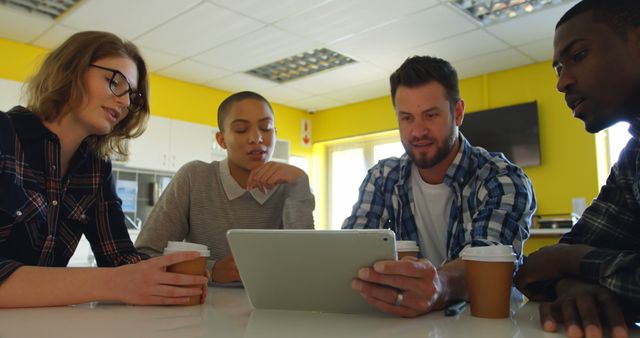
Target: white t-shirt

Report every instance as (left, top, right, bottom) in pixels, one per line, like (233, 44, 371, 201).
(410, 164, 452, 266)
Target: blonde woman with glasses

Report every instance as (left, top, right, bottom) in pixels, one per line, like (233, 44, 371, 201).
(0, 31, 207, 308)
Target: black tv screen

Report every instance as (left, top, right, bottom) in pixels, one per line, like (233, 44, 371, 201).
(459, 101, 541, 167)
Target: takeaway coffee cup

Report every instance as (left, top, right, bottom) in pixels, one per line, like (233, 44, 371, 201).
(461, 245, 516, 318)
(164, 241, 210, 305)
(396, 240, 420, 259)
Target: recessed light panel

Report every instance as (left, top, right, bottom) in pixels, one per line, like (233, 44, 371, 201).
(246, 48, 356, 83)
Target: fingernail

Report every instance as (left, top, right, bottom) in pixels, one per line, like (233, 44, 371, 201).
(358, 268, 369, 279)
(612, 327, 627, 338)
(373, 262, 385, 272)
(352, 280, 362, 291)
(567, 324, 582, 338)
(584, 325, 601, 338)
(542, 320, 556, 332)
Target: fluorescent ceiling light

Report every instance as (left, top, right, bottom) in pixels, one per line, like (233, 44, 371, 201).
(246, 48, 356, 83)
(450, 0, 571, 25)
(0, 0, 81, 19)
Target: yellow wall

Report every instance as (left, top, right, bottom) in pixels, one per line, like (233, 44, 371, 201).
(312, 61, 600, 219)
(2, 36, 601, 224)
(524, 236, 562, 256)
(0, 38, 46, 81)
(0, 37, 312, 158)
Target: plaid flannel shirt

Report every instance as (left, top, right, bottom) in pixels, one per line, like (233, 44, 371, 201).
(0, 107, 147, 283)
(342, 135, 536, 266)
(560, 120, 640, 302)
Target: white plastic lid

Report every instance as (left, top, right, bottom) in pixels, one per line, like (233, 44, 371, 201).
(460, 245, 516, 262)
(396, 240, 420, 252)
(163, 241, 210, 257)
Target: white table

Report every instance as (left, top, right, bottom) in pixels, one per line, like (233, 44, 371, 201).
(1, 287, 638, 338)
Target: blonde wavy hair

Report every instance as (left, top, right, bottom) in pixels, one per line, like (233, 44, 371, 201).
(26, 31, 150, 159)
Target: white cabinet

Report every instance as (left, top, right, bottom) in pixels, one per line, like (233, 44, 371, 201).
(0, 78, 25, 111)
(171, 120, 220, 168)
(125, 116, 224, 172)
(273, 139, 290, 163)
(123, 115, 290, 172)
(125, 116, 172, 170)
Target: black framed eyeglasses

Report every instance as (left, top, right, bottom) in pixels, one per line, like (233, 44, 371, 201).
(89, 64, 144, 113)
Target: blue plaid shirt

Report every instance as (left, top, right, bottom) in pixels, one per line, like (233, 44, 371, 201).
(0, 107, 147, 283)
(343, 135, 536, 266)
(560, 120, 640, 302)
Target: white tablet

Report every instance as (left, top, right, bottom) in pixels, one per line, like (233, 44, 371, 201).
(227, 229, 397, 314)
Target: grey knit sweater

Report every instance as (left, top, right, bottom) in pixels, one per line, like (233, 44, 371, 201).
(135, 160, 315, 269)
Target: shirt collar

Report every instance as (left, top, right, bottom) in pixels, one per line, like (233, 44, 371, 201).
(8, 106, 51, 141)
(219, 158, 276, 205)
(443, 133, 472, 186)
(629, 116, 640, 139)
(9, 106, 91, 163)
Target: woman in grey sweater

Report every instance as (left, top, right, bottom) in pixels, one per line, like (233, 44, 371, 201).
(135, 91, 315, 283)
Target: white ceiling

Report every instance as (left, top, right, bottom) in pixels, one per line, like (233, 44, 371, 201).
(0, 0, 578, 112)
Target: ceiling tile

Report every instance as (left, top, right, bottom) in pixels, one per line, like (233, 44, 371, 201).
(193, 26, 317, 72)
(209, 0, 327, 23)
(138, 48, 183, 72)
(453, 48, 533, 79)
(329, 5, 476, 62)
(410, 30, 509, 62)
(284, 62, 388, 95)
(134, 2, 265, 58)
(31, 25, 78, 49)
(369, 30, 510, 70)
(157, 60, 231, 84)
(285, 95, 345, 112)
(0, 6, 53, 43)
(0, 0, 581, 111)
(206, 73, 277, 94)
(323, 79, 390, 104)
(361, 54, 408, 73)
(275, 0, 438, 44)
(486, 1, 578, 46)
(517, 38, 554, 62)
(260, 85, 314, 106)
(60, 0, 201, 39)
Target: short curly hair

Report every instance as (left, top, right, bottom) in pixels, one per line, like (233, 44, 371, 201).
(557, 0, 640, 38)
(217, 91, 274, 130)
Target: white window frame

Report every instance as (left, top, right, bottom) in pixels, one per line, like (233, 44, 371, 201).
(326, 131, 402, 229)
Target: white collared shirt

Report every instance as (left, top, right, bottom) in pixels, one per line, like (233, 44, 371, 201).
(219, 158, 276, 205)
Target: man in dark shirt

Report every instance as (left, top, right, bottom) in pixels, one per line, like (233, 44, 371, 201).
(515, 1, 640, 337)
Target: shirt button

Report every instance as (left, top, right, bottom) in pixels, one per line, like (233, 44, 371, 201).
(15, 210, 22, 216)
(52, 200, 58, 206)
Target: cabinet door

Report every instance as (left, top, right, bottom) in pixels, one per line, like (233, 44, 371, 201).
(126, 116, 172, 171)
(272, 139, 290, 163)
(168, 119, 216, 171)
(0, 78, 24, 111)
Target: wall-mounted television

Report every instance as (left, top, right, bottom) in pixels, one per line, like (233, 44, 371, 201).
(459, 101, 541, 167)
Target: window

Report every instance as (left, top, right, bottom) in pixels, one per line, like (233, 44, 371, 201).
(373, 142, 406, 163)
(607, 122, 632, 165)
(326, 131, 403, 229)
(289, 155, 310, 174)
(597, 122, 633, 188)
